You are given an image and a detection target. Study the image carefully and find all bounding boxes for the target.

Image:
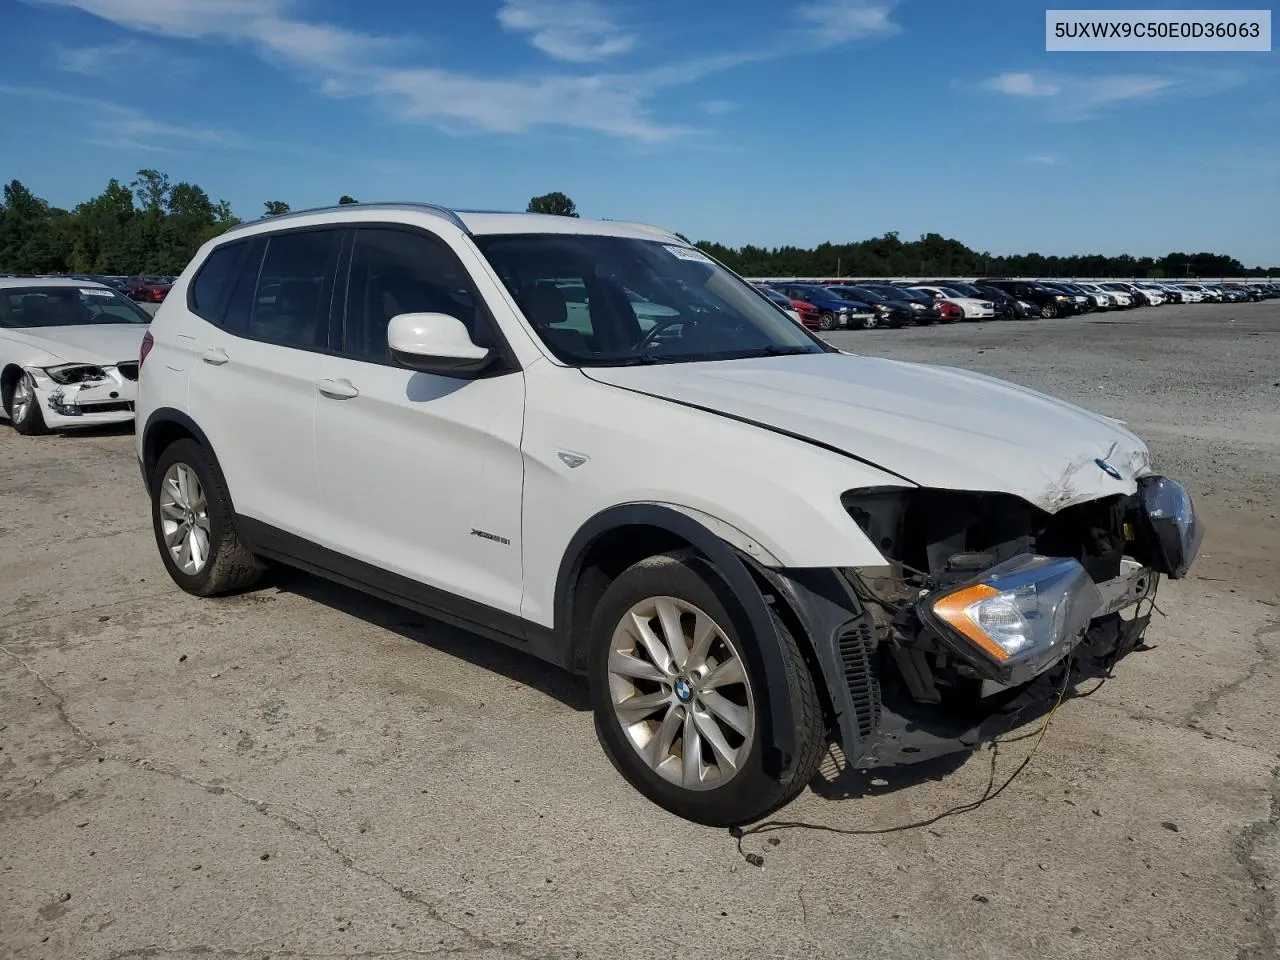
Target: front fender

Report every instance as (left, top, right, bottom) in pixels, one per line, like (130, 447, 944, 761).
(555, 502, 800, 779)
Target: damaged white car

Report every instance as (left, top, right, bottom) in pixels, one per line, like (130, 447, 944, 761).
(1, 279, 150, 435)
(136, 205, 1204, 826)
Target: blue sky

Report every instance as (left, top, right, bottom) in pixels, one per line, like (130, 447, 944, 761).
(1, 0, 1276, 264)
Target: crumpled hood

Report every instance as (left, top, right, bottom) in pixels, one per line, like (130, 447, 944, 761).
(9, 325, 147, 366)
(584, 353, 1151, 513)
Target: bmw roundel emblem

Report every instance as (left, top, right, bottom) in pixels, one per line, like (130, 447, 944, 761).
(1095, 458, 1122, 480)
(674, 677, 694, 703)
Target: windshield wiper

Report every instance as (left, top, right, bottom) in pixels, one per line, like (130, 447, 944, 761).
(590, 352, 668, 367)
(731, 345, 817, 359)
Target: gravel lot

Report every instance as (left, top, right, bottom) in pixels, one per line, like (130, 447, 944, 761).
(2, 301, 1277, 960)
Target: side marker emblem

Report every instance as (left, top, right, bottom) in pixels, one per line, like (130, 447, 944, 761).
(558, 452, 588, 469)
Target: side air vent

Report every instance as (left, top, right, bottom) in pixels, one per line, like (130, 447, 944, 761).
(837, 620, 881, 740)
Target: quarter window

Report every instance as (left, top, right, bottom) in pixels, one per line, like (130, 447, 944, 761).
(190, 242, 244, 322)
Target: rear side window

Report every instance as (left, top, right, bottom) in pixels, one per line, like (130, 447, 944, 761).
(245, 229, 341, 350)
(189, 242, 245, 322)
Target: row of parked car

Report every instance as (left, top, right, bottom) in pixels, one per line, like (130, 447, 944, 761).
(749, 277, 1279, 330)
(62, 274, 175, 303)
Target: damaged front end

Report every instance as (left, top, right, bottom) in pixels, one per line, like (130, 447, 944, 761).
(762, 477, 1203, 769)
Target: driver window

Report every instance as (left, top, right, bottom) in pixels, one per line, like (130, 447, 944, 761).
(342, 227, 484, 363)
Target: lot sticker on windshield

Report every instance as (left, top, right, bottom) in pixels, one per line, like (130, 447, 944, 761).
(663, 245, 712, 263)
(80, 288, 114, 296)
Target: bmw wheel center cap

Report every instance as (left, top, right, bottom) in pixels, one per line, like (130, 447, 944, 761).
(674, 676, 694, 703)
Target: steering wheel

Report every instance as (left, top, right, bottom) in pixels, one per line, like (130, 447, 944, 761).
(636, 315, 694, 350)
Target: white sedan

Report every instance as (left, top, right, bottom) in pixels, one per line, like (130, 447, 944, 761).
(1, 278, 150, 435)
(908, 285, 996, 320)
(1077, 282, 1126, 308)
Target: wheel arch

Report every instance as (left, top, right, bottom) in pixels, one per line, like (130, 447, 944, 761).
(141, 408, 216, 484)
(0, 364, 23, 413)
(555, 503, 803, 778)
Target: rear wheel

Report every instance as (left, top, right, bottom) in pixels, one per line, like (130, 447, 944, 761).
(150, 439, 264, 596)
(589, 550, 826, 826)
(9, 373, 50, 436)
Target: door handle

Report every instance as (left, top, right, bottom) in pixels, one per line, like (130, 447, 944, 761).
(201, 347, 229, 366)
(317, 377, 359, 400)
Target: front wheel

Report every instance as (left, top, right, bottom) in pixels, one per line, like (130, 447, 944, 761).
(589, 550, 826, 826)
(1040, 301, 1059, 319)
(9, 372, 50, 436)
(817, 311, 836, 332)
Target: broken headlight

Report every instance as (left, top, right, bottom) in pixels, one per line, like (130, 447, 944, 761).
(921, 555, 1103, 682)
(42, 364, 109, 385)
(1136, 476, 1202, 579)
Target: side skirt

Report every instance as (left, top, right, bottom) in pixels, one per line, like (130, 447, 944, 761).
(236, 516, 569, 670)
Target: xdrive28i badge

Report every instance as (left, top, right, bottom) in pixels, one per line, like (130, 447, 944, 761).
(1095, 458, 1123, 480)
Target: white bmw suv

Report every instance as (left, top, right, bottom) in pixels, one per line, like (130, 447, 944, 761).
(136, 204, 1202, 825)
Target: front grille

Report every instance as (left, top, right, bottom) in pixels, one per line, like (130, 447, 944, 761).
(837, 621, 881, 740)
(116, 362, 138, 381)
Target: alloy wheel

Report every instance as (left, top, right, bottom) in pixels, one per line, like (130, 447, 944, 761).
(11, 374, 33, 423)
(159, 463, 212, 575)
(607, 596, 756, 791)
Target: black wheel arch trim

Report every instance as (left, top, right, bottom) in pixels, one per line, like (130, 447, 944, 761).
(140, 407, 217, 481)
(556, 502, 799, 777)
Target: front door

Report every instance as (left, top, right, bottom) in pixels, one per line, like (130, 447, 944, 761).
(312, 226, 526, 617)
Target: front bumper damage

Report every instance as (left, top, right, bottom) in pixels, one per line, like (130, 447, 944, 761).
(759, 475, 1202, 770)
(24, 365, 137, 428)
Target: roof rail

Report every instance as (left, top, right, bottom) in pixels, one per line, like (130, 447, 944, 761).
(222, 202, 470, 236)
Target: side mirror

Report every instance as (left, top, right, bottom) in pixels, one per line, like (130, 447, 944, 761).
(387, 312, 495, 377)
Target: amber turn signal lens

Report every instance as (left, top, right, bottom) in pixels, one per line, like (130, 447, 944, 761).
(931, 584, 1009, 662)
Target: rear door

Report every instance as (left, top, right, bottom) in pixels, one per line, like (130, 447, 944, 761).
(186, 227, 341, 535)
(312, 225, 527, 616)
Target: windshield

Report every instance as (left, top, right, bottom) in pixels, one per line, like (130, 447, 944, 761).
(474, 234, 827, 366)
(0, 286, 151, 328)
(826, 286, 871, 303)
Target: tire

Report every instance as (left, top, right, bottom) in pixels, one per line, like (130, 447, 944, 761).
(817, 311, 836, 332)
(150, 438, 264, 597)
(1040, 301, 1059, 319)
(862, 314, 879, 330)
(589, 549, 826, 826)
(9, 372, 50, 436)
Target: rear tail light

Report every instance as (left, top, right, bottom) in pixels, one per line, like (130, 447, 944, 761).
(139, 331, 155, 370)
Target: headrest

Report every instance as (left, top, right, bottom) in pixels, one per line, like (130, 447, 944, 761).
(516, 285, 568, 327)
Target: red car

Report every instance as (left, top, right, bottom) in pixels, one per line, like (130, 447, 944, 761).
(129, 276, 172, 303)
(937, 300, 962, 322)
(790, 299, 822, 330)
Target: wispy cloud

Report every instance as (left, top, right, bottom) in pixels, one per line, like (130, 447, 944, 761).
(699, 99, 738, 116)
(498, 0, 635, 62)
(53, 36, 195, 80)
(797, 0, 901, 42)
(34, 0, 903, 141)
(0, 82, 236, 151)
(1021, 153, 1064, 166)
(980, 69, 1200, 120)
(984, 71, 1061, 97)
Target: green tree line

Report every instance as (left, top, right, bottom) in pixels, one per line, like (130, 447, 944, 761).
(1, 175, 1273, 278)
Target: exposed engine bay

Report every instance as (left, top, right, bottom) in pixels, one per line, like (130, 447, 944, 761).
(826, 476, 1202, 767)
